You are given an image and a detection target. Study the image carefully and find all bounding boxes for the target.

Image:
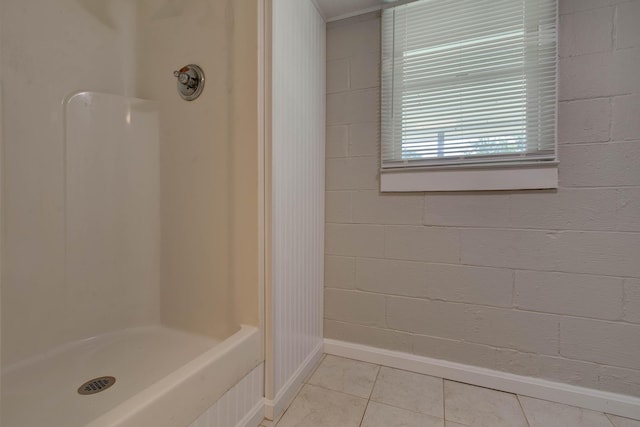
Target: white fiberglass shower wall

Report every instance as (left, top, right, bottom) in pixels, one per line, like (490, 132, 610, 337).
(1, 1, 262, 426)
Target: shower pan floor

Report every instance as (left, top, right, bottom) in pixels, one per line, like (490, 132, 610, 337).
(1, 325, 220, 427)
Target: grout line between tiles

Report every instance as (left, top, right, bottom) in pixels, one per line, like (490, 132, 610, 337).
(367, 396, 447, 419)
(301, 382, 372, 401)
(360, 360, 381, 427)
(516, 395, 532, 427)
(368, 364, 382, 400)
(605, 413, 621, 427)
(365, 365, 449, 422)
(442, 378, 447, 424)
(358, 398, 372, 427)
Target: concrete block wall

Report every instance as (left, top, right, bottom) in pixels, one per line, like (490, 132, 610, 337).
(324, 2, 640, 397)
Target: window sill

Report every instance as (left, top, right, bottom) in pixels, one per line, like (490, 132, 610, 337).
(380, 164, 558, 192)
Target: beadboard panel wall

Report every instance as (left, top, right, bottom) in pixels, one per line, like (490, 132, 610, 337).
(188, 364, 264, 427)
(269, 0, 326, 402)
(324, 5, 640, 398)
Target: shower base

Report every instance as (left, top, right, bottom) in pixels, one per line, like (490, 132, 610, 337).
(1, 326, 220, 427)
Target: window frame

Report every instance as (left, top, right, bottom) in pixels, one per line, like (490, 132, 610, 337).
(380, 0, 559, 192)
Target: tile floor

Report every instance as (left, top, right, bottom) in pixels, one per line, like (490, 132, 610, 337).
(261, 355, 640, 427)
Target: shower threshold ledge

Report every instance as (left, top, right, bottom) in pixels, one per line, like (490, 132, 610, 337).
(1, 325, 224, 427)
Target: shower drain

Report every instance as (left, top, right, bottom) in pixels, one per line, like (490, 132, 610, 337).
(77, 376, 116, 395)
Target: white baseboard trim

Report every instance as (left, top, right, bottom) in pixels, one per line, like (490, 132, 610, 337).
(324, 339, 640, 421)
(237, 399, 266, 427)
(263, 341, 324, 421)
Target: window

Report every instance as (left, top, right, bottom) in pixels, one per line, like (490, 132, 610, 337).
(381, 0, 558, 191)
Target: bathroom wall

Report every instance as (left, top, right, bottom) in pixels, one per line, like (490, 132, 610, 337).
(136, 0, 234, 340)
(269, 0, 326, 405)
(1, 0, 261, 367)
(1, 0, 142, 366)
(136, 0, 260, 341)
(324, 2, 640, 397)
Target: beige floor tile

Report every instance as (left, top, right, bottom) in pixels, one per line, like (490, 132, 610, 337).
(607, 414, 640, 427)
(361, 401, 445, 427)
(307, 354, 380, 398)
(275, 384, 367, 427)
(519, 396, 614, 427)
(302, 354, 326, 383)
(271, 354, 638, 427)
(371, 367, 444, 418)
(444, 381, 528, 427)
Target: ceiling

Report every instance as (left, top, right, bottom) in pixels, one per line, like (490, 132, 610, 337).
(313, 0, 389, 21)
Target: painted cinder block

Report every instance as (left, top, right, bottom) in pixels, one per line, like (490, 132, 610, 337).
(326, 125, 349, 158)
(423, 264, 514, 308)
(346, 88, 379, 124)
(558, 98, 611, 144)
(617, 188, 640, 232)
(460, 229, 560, 271)
(325, 223, 384, 257)
(327, 16, 380, 61)
(612, 95, 640, 141)
(386, 296, 467, 338)
(559, 7, 613, 57)
(349, 52, 380, 90)
(326, 92, 349, 125)
(323, 5, 640, 396)
(385, 226, 460, 263)
(356, 259, 514, 308)
(423, 193, 510, 228)
(559, 0, 620, 15)
(559, 48, 640, 100)
(325, 191, 352, 223)
(412, 334, 498, 368)
(555, 231, 640, 277)
(494, 349, 545, 378)
(597, 364, 640, 397)
(324, 288, 387, 328)
(349, 122, 379, 157)
(616, 1, 640, 49)
(559, 142, 640, 187)
(508, 189, 620, 231)
(356, 258, 427, 296)
(326, 58, 350, 94)
(494, 351, 601, 390)
(463, 306, 560, 355)
(623, 278, 640, 324)
(536, 355, 602, 390)
(353, 190, 424, 225)
(326, 156, 378, 190)
(560, 318, 640, 370)
(324, 255, 356, 290)
(324, 319, 413, 353)
(514, 271, 624, 320)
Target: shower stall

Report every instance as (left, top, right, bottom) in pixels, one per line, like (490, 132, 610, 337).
(1, 1, 264, 426)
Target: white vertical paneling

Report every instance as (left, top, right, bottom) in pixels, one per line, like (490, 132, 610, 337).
(270, 0, 326, 400)
(188, 363, 264, 427)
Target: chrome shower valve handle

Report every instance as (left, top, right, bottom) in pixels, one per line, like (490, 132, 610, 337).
(173, 64, 205, 101)
(173, 70, 192, 86)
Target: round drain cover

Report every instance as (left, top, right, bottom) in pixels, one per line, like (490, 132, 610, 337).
(77, 376, 116, 395)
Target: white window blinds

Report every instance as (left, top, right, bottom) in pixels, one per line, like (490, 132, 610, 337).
(381, 0, 558, 170)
